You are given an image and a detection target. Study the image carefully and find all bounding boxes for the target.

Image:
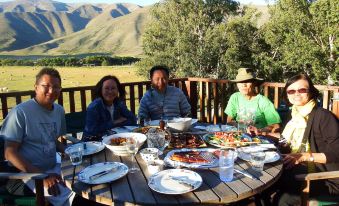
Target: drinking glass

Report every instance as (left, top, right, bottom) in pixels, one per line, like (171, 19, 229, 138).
(66, 145, 83, 166)
(219, 149, 236, 182)
(126, 136, 140, 173)
(251, 152, 266, 172)
(146, 131, 167, 155)
(158, 132, 171, 155)
(237, 108, 256, 132)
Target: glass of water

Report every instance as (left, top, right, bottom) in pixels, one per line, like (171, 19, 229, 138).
(66, 145, 83, 166)
(126, 136, 140, 173)
(251, 152, 266, 172)
(219, 149, 236, 182)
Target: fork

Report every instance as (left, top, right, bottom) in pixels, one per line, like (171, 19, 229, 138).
(200, 152, 217, 163)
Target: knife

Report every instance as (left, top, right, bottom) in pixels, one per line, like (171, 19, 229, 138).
(234, 169, 258, 180)
(168, 176, 195, 188)
(89, 165, 119, 181)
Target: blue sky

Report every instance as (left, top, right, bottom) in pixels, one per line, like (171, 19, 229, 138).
(0, 0, 271, 6)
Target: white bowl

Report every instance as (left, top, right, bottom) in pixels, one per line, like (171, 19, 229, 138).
(167, 117, 192, 132)
(102, 132, 147, 156)
(140, 148, 159, 162)
(147, 160, 164, 175)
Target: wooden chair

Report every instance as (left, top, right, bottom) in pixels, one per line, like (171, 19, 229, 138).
(295, 171, 339, 206)
(65, 111, 87, 140)
(0, 172, 47, 206)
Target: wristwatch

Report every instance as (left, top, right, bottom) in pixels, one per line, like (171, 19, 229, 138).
(308, 153, 315, 162)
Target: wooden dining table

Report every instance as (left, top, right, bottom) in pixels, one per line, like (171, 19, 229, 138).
(61, 135, 283, 205)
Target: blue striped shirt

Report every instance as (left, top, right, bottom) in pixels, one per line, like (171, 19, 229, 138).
(138, 86, 191, 120)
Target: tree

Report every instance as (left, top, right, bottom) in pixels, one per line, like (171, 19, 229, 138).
(138, 0, 242, 79)
(261, 0, 338, 84)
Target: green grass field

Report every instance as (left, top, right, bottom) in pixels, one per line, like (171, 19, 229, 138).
(0, 65, 146, 92)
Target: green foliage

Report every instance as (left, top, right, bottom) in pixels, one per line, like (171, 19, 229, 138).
(140, 0, 338, 84)
(0, 56, 140, 67)
(139, 0, 269, 80)
(261, 0, 338, 84)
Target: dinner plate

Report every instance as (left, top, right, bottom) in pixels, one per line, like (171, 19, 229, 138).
(165, 148, 228, 168)
(237, 149, 280, 163)
(65, 141, 105, 156)
(148, 169, 202, 194)
(78, 162, 128, 184)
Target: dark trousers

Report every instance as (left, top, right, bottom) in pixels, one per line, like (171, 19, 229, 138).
(259, 164, 336, 206)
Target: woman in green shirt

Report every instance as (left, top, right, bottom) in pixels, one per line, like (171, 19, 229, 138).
(225, 68, 281, 132)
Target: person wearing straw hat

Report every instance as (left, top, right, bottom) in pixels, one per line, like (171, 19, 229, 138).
(224, 68, 281, 133)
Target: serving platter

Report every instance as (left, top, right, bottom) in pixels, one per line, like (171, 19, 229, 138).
(203, 132, 273, 148)
(164, 148, 223, 168)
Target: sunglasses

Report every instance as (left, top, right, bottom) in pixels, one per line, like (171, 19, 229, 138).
(286, 88, 309, 95)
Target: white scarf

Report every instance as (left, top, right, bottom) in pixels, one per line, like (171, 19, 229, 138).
(282, 100, 316, 153)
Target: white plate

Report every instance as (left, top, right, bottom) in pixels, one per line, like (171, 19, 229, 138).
(148, 169, 202, 194)
(237, 150, 280, 163)
(164, 148, 222, 168)
(78, 162, 128, 184)
(65, 141, 105, 156)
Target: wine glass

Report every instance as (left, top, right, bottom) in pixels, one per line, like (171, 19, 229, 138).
(158, 131, 170, 155)
(125, 136, 140, 173)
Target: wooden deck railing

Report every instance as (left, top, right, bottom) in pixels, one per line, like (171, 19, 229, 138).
(1, 78, 338, 124)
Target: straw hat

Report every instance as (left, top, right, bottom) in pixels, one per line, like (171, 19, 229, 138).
(232, 68, 263, 83)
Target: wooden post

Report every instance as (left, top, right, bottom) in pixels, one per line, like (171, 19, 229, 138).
(35, 179, 45, 206)
(185, 80, 198, 119)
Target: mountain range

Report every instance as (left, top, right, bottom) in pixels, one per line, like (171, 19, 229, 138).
(0, 0, 268, 57)
(0, 0, 148, 56)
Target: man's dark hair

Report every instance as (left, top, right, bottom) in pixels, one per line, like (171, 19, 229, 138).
(94, 75, 125, 101)
(35, 67, 61, 84)
(282, 73, 320, 105)
(149, 65, 170, 79)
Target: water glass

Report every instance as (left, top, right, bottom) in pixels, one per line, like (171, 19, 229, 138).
(146, 131, 167, 155)
(251, 152, 266, 172)
(237, 108, 256, 132)
(219, 149, 236, 182)
(66, 145, 83, 166)
(126, 137, 140, 173)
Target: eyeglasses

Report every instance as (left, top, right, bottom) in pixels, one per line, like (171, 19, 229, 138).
(286, 88, 309, 95)
(39, 84, 62, 92)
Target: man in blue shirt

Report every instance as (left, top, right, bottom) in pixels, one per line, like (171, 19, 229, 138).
(1, 68, 75, 206)
(138, 65, 191, 120)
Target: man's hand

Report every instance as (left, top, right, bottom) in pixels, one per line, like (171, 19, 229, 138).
(282, 153, 308, 170)
(43, 173, 65, 196)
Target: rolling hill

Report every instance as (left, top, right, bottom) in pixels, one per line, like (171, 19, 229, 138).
(0, 0, 143, 54)
(6, 6, 150, 56)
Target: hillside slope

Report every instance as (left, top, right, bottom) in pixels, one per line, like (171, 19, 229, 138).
(6, 6, 150, 56)
(0, 0, 72, 12)
(0, 11, 91, 51)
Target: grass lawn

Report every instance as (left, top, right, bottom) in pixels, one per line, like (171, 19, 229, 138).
(0, 65, 146, 92)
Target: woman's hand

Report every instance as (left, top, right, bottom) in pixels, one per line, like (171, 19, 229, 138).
(43, 173, 65, 196)
(282, 153, 309, 169)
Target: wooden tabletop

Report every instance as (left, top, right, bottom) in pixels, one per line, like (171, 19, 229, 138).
(61, 144, 283, 205)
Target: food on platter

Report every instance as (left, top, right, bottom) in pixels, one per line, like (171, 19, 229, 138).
(110, 137, 127, 146)
(169, 133, 207, 148)
(170, 150, 218, 164)
(204, 131, 273, 147)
